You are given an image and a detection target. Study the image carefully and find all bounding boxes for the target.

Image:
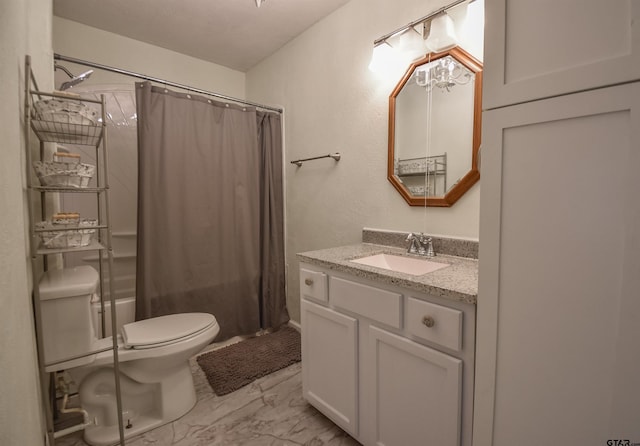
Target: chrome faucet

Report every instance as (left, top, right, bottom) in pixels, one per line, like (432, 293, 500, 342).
(406, 233, 435, 257)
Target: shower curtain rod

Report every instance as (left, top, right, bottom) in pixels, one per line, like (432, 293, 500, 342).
(54, 53, 284, 113)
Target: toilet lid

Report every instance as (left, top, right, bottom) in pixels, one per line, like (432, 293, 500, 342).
(121, 313, 216, 349)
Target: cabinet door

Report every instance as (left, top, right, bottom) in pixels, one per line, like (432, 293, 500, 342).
(477, 83, 640, 445)
(369, 326, 462, 446)
(484, 0, 640, 109)
(301, 300, 358, 437)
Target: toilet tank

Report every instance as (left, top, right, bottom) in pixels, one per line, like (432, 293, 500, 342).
(39, 266, 99, 369)
(91, 296, 136, 337)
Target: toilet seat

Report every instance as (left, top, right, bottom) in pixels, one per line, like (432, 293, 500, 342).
(48, 312, 219, 371)
(122, 313, 217, 349)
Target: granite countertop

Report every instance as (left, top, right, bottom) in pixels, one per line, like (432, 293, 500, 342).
(297, 243, 478, 305)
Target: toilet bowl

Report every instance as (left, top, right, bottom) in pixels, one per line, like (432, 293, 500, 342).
(38, 266, 220, 446)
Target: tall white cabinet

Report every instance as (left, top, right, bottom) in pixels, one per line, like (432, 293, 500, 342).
(482, 0, 640, 109)
(476, 1, 640, 445)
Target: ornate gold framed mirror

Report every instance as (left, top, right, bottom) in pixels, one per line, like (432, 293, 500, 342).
(388, 46, 483, 207)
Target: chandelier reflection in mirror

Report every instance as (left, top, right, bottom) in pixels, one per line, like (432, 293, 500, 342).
(415, 56, 473, 92)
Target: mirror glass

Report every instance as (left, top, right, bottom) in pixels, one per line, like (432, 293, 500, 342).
(388, 47, 482, 207)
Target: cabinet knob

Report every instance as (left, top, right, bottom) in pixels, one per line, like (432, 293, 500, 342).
(422, 316, 435, 328)
(305, 278, 314, 286)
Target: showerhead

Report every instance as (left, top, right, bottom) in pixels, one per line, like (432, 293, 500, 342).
(55, 63, 93, 90)
(60, 69, 93, 90)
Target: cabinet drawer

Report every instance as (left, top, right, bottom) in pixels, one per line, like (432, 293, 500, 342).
(406, 297, 462, 352)
(300, 268, 328, 303)
(330, 277, 402, 329)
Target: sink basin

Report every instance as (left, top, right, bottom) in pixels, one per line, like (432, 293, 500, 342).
(350, 253, 449, 276)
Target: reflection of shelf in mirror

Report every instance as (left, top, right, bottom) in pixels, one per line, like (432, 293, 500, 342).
(397, 171, 445, 177)
(395, 153, 447, 197)
(407, 185, 434, 196)
(395, 153, 446, 176)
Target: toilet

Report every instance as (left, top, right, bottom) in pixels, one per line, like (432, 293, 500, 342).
(38, 266, 220, 446)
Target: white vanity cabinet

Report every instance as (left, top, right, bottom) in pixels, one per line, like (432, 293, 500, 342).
(300, 263, 475, 446)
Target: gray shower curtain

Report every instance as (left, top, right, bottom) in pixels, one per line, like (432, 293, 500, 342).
(135, 82, 288, 340)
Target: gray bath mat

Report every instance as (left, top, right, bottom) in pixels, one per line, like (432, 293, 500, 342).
(197, 325, 301, 396)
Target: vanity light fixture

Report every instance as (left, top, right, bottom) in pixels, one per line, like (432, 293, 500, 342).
(399, 26, 428, 61)
(368, 41, 396, 72)
(368, 0, 473, 73)
(425, 13, 458, 53)
(255, 0, 265, 7)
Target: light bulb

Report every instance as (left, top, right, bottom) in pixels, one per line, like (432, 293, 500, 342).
(425, 14, 458, 53)
(398, 26, 426, 62)
(368, 41, 396, 72)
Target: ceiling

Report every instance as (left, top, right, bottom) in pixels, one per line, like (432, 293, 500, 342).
(53, 0, 352, 72)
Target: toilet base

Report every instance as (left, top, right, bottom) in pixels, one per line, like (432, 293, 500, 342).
(80, 363, 197, 446)
(84, 414, 163, 446)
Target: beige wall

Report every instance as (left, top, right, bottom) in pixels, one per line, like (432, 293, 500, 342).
(247, 0, 481, 322)
(53, 16, 246, 99)
(0, 0, 53, 444)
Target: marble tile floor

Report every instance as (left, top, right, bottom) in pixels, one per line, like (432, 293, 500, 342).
(55, 338, 359, 446)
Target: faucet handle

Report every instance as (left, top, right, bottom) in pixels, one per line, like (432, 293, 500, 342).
(406, 233, 419, 254)
(425, 238, 435, 257)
